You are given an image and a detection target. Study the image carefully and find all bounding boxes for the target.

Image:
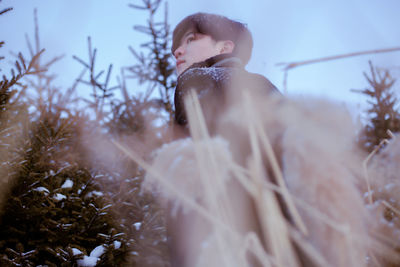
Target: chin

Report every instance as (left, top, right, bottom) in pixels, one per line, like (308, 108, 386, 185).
(176, 67, 186, 76)
(179, 61, 193, 74)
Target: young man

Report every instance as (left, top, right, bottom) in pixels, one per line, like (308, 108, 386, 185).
(163, 13, 279, 267)
(172, 12, 279, 132)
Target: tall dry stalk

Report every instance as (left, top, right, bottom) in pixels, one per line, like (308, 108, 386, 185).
(114, 87, 400, 266)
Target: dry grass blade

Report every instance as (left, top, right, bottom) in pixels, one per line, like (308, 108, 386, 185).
(242, 91, 308, 236)
(382, 200, 400, 217)
(185, 89, 210, 140)
(184, 89, 246, 266)
(363, 138, 390, 205)
(242, 232, 274, 267)
(241, 92, 300, 267)
(230, 163, 258, 196)
(111, 139, 239, 237)
(386, 129, 395, 139)
(250, 158, 299, 267)
(290, 228, 332, 267)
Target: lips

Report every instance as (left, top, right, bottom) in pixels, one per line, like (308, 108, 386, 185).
(176, 60, 185, 67)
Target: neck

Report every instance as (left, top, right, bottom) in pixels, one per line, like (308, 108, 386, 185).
(204, 53, 243, 67)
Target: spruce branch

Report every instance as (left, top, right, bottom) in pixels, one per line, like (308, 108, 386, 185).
(0, 49, 46, 94)
(353, 61, 400, 151)
(127, 0, 176, 121)
(73, 36, 119, 122)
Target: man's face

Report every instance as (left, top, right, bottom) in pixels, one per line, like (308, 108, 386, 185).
(173, 30, 223, 75)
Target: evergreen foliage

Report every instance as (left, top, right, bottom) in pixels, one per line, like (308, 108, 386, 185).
(72, 36, 119, 123)
(355, 61, 400, 151)
(0, 41, 132, 264)
(0, 3, 170, 266)
(0, 111, 127, 266)
(126, 0, 177, 121)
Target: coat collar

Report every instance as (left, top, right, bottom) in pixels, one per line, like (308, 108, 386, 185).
(181, 53, 244, 75)
(203, 53, 243, 68)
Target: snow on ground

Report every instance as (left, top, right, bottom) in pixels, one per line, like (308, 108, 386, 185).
(33, 187, 50, 195)
(72, 248, 83, 256)
(53, 193, 67, 201)
(133, 222, 142, 231)
(89, 245, 105, 258)
(113, 240, 121, 249)
(61, 178, 74, 188)
(86, 191, 104, 198)
(77, 255, 99, 267)
(76, 245, 105, 267)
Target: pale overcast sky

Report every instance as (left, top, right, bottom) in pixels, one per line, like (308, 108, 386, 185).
(1, 0, 399, 112)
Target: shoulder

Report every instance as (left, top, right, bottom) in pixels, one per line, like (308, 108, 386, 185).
(175, 67, 234, 98)
(245, 72, 280, 94)
(174, 66, 231, 125)
(227, 67, 280, 95)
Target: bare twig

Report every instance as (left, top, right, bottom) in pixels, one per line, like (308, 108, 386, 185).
(0, 7, 12, 16)
(277, 47, 400, 71)
(277, 47, 400, 94)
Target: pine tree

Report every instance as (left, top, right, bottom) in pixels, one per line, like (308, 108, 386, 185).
(0, 112, 126, 266)
(0, 49, 131, 267)
(72, 17, 170, 267)
(354, 61, 400, 152)
(0, 4, 43, 215)
(0, 8, 129, 266)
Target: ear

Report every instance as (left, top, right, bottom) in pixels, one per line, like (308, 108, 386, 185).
(219, 40, 235, 54)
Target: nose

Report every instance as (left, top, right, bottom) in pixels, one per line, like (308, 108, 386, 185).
(174, 45, 184, 58)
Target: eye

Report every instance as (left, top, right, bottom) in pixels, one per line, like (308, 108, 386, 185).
(187, 36, 195, 44)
